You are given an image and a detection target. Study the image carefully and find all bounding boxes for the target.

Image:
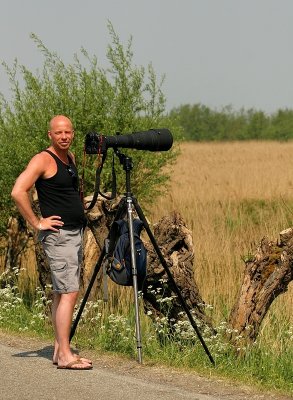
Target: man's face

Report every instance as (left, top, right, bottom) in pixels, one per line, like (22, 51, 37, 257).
(48, 117, 74, 151)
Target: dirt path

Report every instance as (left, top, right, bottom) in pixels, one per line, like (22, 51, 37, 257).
(0, 331, 290, 400)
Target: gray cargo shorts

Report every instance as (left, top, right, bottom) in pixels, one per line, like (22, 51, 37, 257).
(38, 228, 83, 294)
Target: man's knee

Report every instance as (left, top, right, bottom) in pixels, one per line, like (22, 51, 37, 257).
(60, 291, 79, 305)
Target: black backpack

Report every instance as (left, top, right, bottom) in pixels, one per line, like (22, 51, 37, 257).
(105, 219, 147, 289)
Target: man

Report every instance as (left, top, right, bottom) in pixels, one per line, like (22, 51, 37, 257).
(11, 115, 92, 370)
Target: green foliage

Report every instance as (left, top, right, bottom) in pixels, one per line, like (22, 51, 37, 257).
(0, 286, 292, 395)
(0, 22, 180, 233)
(0, 285, 52, 335)
(171, 103, 293, 141)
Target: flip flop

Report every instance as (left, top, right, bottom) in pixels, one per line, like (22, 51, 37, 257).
(53, 356, 92, 366)
(57, 360, 93, 370)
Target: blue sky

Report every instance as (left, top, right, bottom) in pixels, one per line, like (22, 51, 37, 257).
(1, 0, 293, 113)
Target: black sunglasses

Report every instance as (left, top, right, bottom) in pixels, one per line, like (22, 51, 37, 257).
(66, 165, 77, 177)
(66, 165, 79, 191)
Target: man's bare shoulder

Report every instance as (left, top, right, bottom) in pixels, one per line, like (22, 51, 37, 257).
(26, 151, 53, 172)
(11, 151, 53, 192)
(30, 150, 53, 162)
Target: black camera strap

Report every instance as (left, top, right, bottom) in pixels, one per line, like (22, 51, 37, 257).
(80, 136, 117, 210)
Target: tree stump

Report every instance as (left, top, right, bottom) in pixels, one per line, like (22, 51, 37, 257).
(142, 211, 215, 334)
(229, 228, 293, 343)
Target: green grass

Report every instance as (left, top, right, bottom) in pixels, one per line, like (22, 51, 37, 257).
(0, 284, 292, 396)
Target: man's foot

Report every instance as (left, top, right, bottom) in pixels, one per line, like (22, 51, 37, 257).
(53, 354, 92, 366)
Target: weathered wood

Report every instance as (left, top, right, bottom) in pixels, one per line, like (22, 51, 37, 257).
(83, 195, 121, 250)
(228, 228, 293, 343)
(0, 216, 32, 288)
(142, 211, 215, 334)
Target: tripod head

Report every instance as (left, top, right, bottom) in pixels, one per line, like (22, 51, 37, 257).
(114, 148, 136, 197)
(113, 147, 134, 173)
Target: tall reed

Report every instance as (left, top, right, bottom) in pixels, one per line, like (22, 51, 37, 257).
(149, 141, 293, 324)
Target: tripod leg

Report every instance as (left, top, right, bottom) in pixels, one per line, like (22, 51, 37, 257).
(70, 247, 105, 341)
(126, 197, 143, 364)
(133, 198, 215, 366)
(70, 197, 127, 341)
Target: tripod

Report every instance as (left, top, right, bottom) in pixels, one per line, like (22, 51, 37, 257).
(70, 150, 215, 366)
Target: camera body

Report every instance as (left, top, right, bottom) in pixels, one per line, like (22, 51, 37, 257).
(84, 132, 107, 154)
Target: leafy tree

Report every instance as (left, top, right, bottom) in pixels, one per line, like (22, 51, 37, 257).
(170, 103, 235, 141)
(268, 109, 293, 140)
(170, 103, 213, 141)
(244, 109, 270, 140)
(171, 103, 293, 141)
(0, 22, 180, 234)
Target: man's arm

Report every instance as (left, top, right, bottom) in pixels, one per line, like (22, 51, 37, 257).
(11, 153, 63, 231)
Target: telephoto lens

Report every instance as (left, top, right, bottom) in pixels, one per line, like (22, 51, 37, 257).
(85, 129, 173, 154)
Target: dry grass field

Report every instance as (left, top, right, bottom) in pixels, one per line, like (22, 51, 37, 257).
(149, 141, 293, 326)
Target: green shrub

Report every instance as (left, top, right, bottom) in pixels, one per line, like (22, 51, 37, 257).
(0, 22, 181, 233)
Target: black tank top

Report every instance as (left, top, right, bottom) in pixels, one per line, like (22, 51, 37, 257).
(35, 150, 85, 229)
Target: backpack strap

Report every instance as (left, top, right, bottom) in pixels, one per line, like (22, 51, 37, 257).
(132, 219, 144, 235)
(106, 219, 126, 257)
(102, 262, 109, 303)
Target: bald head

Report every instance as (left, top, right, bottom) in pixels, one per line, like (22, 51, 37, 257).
(49, 115, 73, 132)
